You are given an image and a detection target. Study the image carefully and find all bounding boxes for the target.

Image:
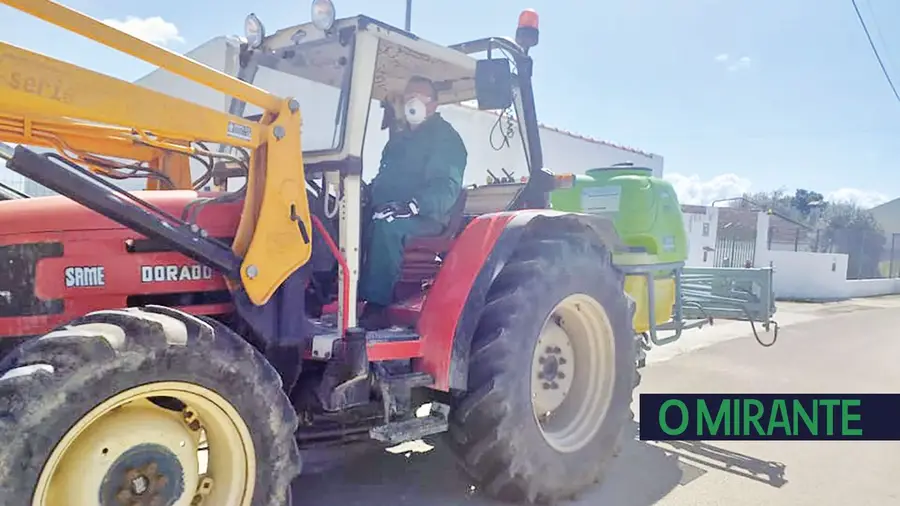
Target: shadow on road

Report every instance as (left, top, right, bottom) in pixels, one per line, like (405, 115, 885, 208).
(649, 440, 788, 488)
(292, 422, 681, 506)
(292, 421, 787, 505)
(634, 421, 787, 489)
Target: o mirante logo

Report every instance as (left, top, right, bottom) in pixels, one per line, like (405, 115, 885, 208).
(639, 394, 900, 441)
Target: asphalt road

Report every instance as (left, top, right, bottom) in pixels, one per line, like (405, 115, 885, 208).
(292, 297, 900, 506)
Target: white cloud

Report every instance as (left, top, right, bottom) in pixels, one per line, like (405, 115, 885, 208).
(826, 188, 890, 209)
(664, 172, 753, 206)
(727, 56, 751, 72)
(664, 172, 892, 210)
(102, 16, 184, 46)
(714, 53, 752, 72)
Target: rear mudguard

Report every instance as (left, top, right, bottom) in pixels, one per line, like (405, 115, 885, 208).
(415, 210, 623, 392)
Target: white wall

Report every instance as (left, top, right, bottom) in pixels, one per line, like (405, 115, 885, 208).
(845, 278, 900, 298)
(761, 250, 849, 300)
(754, 212, 769, 268)
(135, 37, 237, 113)
(764, 249, 900, 301)
(535, 124, 664, 178)
(683, 207, 718, 267)
(756, 213, 900, 300)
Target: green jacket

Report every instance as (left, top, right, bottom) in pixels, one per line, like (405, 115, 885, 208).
(369, 113, 468, 225)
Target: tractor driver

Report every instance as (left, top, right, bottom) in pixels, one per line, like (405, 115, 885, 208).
(358, 75, 468, 330)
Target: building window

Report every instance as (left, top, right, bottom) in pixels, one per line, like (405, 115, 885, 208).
(702, 222, 710, 237)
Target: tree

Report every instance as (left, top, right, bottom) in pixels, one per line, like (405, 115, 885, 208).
(817, 202, 885, 279)
(790, 189, 825, 217)
(738, 188, 826, 223)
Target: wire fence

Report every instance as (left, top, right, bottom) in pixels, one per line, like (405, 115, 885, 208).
(880, 233, 900, 279)
(805, 227, 892, 280)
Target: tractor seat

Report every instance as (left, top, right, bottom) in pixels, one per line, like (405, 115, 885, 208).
(396, 191, 468, 290)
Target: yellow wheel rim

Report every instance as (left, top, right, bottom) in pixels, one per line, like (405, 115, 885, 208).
(32, 381, 257, 506)
(531, 294, 616, 454)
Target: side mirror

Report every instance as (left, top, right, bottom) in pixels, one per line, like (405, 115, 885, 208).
(475, 58, 514, 110)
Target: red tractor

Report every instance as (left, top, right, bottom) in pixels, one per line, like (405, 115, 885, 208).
(0, 1, 638, 504)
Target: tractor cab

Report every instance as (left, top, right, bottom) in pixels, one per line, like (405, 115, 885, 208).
(226, 5, 544, 182)
(222, 4, 554, 325)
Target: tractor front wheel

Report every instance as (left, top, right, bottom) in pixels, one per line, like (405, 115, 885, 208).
(448, 232, 636, 503)
(0, 306, 300, 506)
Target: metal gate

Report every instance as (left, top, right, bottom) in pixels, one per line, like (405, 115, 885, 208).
(714, 209, 758, 267)
(714, 237, 755, 267)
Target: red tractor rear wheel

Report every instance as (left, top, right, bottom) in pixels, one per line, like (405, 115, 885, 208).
(448, 231, 637, 503)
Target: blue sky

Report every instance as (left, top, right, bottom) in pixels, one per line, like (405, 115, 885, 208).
(2, 0, 899, 207)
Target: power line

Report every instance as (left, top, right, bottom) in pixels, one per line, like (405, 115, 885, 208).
(850, 0, 900, 104)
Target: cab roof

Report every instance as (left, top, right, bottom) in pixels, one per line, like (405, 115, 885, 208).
(260, 15, 483, 106)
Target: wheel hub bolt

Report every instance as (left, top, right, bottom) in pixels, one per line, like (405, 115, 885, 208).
(115, 461, 169, 505)
(131, 475, 150, 495)
(538, 355, 564, 382)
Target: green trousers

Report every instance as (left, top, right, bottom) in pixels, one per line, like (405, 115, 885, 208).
(359, 216, 443, 306)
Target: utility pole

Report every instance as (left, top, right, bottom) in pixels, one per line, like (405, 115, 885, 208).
(405, 0, 412, 31)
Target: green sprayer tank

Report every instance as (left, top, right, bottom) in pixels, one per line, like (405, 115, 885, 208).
(550, 164, 689, 332)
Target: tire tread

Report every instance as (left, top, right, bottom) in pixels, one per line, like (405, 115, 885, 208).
(448, 232, 637, 503)
(0, 306, 299, 506)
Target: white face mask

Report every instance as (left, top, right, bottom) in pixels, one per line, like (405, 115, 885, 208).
(404, 97, 428, 126)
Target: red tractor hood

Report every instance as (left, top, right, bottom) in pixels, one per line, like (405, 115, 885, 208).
(0, 191, 243, 237)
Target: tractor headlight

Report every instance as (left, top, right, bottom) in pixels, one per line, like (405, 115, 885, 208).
(244, 13, 265, 49)
(311, 0, 336, 31)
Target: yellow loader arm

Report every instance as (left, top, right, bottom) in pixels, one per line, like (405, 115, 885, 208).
(0, 0, 313, 306)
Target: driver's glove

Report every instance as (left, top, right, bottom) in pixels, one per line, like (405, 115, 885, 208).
(372, 199, 419, 223)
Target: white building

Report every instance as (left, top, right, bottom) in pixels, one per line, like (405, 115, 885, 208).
(681, 204, 719, 267)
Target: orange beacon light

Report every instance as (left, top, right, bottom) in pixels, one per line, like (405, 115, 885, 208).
(516, 9, 539, 52)
(518, 8, 539, 28)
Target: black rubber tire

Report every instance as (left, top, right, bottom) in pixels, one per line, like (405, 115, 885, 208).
(448, 231, 637, 503)
(0, 305, 300, 506)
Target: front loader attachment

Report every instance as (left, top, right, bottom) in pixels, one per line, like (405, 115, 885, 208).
(0, 0, 314, 308)
(2, 145, 242, 277)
